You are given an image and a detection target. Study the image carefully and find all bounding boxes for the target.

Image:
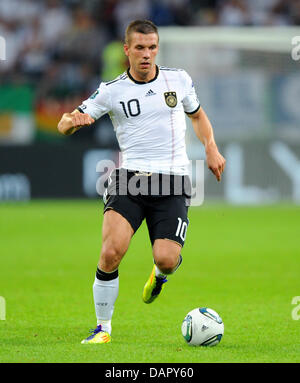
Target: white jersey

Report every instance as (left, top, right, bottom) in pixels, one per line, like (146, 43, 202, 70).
(78, 65, 200, 175)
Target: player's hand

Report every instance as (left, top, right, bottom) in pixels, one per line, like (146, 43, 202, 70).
(205, 144, 226, 182)
(58, 112, 95, 135)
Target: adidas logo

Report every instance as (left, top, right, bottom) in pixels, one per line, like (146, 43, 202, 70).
(145, 89, 156, 97)
(201, 325, 209, 332)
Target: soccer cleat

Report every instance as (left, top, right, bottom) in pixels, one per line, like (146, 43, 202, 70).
(81, 325, 111, 344)
(142, 265, 168, 304)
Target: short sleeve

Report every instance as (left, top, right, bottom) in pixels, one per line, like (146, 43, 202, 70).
(181, 70, 200, 115)
(77, 82, 112, 120)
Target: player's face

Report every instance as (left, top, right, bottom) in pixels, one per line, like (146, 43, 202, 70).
(124, 32, 159, 81)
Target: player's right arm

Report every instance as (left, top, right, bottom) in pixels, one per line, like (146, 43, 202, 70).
(57, 109, 95, 136)
(58, 82, 112, 136)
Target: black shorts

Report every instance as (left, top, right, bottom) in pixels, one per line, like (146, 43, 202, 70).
(103, 168, 191, 247)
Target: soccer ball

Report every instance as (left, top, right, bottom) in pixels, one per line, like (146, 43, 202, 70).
(181, 307, 224, 346)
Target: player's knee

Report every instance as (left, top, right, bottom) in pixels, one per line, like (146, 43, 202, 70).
(155, 252, 179, 274)
(100, 243, 124, 272)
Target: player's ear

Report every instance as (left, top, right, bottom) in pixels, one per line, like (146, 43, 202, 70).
(123, 44, 129, 57)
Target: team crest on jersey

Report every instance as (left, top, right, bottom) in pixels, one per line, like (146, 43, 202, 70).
(164, 92, 177, 108)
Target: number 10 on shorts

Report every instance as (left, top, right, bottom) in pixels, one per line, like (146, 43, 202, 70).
(176, 217, 188, 242)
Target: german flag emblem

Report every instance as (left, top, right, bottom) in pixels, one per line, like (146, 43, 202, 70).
(164, 92, 177, 108)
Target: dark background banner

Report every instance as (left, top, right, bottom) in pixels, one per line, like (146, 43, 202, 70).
(0, 145, 118, 200)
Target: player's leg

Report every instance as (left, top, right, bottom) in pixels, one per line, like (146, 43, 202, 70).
(95, 209, 134, 326)
(82, 185, 145, 344)
(142, 239, 182, 304)
(142, 195, 188, 304)
(82, 210, 134, 344)
(99, 208, 134, 272)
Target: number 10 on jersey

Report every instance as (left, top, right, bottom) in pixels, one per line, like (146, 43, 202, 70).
(120, 99, 141, 118)
(176, 217, 188, 242)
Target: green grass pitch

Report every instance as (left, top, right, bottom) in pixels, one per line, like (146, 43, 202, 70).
(0, 200, 299, 363)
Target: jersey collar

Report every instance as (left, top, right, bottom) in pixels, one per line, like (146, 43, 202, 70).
(127, 65, 159, 84)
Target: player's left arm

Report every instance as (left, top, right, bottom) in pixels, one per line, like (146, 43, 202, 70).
(187, 107, 226, 182)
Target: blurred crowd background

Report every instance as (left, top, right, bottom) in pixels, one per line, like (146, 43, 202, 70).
(0, 0, 299, 203)
(1, 0, 300, 129)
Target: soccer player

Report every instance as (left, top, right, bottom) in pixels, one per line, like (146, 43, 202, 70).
(57, 20, 226, 344)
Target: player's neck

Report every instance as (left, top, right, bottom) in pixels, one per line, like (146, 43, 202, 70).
(128, 65, 158, 84)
